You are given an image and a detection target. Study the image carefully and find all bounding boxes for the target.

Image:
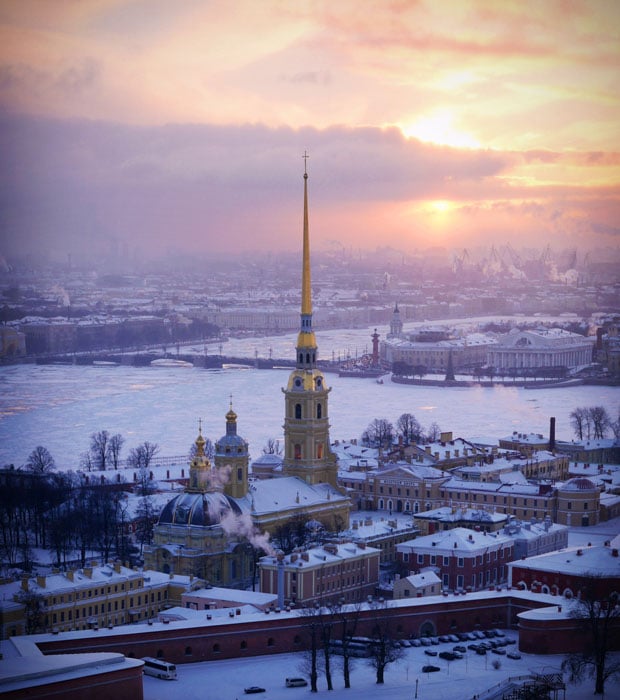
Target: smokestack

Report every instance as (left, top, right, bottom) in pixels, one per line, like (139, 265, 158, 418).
(549, 417, 556, 452)
(277, 552, 285, 609)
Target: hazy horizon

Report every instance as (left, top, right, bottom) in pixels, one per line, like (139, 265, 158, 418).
(0, 1, 618, 262)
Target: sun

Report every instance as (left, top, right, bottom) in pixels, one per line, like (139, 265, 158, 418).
(398, 111, 480, 149)
(430, 200, 451, 213)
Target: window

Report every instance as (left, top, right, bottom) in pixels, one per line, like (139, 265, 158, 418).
(443, 556, 449, 566)
(457, 557, 464, 567)
(317, 403, 322, 419)
(568, 502, 572, 510)
(417, 554, 424, 564)
(295, 404, 302, 419)
(457, 575, 464, 589)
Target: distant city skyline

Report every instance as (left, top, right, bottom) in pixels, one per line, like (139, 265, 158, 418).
(0, 1, 618, 262)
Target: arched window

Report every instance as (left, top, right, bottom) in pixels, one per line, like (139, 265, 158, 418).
(317, 403, 322, 419)
(267, 637, 275, 647)
(156, 649, 164, 658)
(237, 467, 242, 481)
(306, 353, 310, 364)
(294, 635, 301, 644)
(240, 640, 247, 650)
(213, 643, 220, 653)
(299, 353, 303, 364)
(295, 444, 302, 459)
(317, 443, 323, 459)
(295, 403, 302, 419)
(185, 646, 192, 656)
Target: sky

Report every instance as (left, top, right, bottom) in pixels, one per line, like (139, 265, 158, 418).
(0, 0, 619, 263)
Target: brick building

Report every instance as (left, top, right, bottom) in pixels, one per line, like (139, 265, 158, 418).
(396, 527, 514, 592)
(258, 542, 380, 606)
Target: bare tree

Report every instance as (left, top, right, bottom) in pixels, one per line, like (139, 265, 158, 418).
(611, 405, 620, 440)
(362, 418, 394, 448)
(589, 406, 611, 440)
(562, 584, 620, 696)
(570, 407, 591, 440)
(396, 413, 422, 445)
(366, 598, 405, 684)
(107, 433, 125, 469)
(298, 603, 322, 692)
(24, 446, 55, 474)
(328, 598, 363, 689)
(16, 588, 46, 634)
(127, 441, 160, 479)
(262, 438, 283, 455)
(426, 422, 442, 443)
(89, 430, 110, 471)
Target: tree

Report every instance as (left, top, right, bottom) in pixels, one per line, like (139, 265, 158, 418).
(328, 598, 363, 689)
(414, 364, 427, 383)
(589, 406, 611, 440)
(426, 422, 442, 443)
(16, 588, 46, 634)
(127, 441, 160, 478)
(366, 598, 405, 684)
(298, 603, 322, 692)
(262, 438, 283, 455)
(396, 413, 422, 445)
(570, 407, 591, 440)
(611, 405, 620, 440)
(24, 446, 55, 474)
(362, 418, 393, 449)
(89, 430, 110, 471)
(107, 433, 125, 469)
(562, 585, 620, 695)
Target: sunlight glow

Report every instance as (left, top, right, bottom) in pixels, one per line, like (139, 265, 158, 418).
(399, 111, 480, 149)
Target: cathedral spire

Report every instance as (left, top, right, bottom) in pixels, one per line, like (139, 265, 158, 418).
(296, 151, 317, 367)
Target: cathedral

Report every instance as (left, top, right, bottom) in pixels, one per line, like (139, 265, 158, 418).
(144, 161, 350, 588)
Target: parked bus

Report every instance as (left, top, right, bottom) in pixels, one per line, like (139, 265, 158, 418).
(141, 657, 177, 680)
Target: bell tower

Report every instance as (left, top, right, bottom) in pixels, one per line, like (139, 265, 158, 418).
(282, 155, 338, 487)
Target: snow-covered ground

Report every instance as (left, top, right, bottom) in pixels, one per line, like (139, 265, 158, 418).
(142, 645, 620, 700)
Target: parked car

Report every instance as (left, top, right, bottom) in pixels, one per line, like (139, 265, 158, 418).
(430, 637, 440, 645)
(476, 648, 487, 655)
(492, 629, 506, 637)
(424, 649, 438, 656)
(467, 643, 479, 651)
(492, 648, 506, 655)
(448, 634, 460, 643)
(420, 637, 432, 646)
(507, 651, 522, 660)
(453, 645, 467, 653)
(411, 639, 422, 647)
(244, 687, 266, 695)
(422, 665, 441, 673)
(286, 678, 308, 687)
(438, 635, 451, 642)
(400, 639, 411, 647)
(439, 651, 457, 661)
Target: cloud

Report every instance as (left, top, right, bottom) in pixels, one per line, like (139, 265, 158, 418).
(0, 114, 617, 262)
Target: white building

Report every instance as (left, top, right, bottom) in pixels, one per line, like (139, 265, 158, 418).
(487, 327, 594, 371)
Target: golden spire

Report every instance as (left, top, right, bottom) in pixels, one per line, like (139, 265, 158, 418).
(301, 151, 311, 316)
(296, 151, 317, 359)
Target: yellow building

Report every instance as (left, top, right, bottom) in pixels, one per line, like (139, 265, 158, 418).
(144, 161, 350, 588)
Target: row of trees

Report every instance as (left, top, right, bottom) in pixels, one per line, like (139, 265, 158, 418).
(2, 440, 163, 571)
(361, 413, 442, 449)
(570, 405, 620, 440)
(300, 598, 404, 690)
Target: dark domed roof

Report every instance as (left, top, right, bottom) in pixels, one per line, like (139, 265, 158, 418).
(158, 491, 242, 527)
(561, 477, 597, 492)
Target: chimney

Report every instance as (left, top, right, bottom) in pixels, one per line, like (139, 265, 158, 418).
(277, 552, 285, 609)
(549, 417, 556, 451)
(66, 570, 74, 582)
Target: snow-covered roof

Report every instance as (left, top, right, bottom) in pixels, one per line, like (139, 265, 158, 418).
(245, 476, 348, 516)
(398, 526, 513, 554)
(509, 544, 620, 577)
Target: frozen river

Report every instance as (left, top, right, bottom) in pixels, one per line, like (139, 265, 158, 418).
(1, 328, 618, 471)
